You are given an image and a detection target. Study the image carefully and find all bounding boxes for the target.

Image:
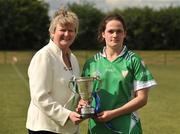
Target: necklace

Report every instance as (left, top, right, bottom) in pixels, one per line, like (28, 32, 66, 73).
(64, 66, 72, 71)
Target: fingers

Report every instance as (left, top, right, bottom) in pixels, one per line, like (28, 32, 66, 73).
(72, 111, 82, 119)
(69, 111, 83, 125)
(95, 111, 112, 122)
(76, 99, 89, 113)
(97, 112, 103, 116)
(79, 99, 88, 106)
(76, 105, 82, 113)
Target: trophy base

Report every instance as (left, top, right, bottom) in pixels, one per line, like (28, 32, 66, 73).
(81, 106, 95, 119)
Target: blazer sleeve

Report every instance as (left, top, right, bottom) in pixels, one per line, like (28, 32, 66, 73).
(28, 50, 71, 126)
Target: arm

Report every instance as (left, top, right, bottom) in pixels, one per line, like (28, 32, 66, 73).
(96, 88, 148, 122)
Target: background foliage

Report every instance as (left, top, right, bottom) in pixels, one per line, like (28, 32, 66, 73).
(68, 2, 105, 50)
(0, 0, 49, 50)
(0, 0, 180, 50)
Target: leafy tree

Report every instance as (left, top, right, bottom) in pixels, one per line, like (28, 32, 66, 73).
(0, 0, 50, 50)
(111, 6, 180, 50)
(68, 2, 105, 50)
(1, 0, 180, 50)
(153, 7, 180, 50)
(111, 7, 155, 50)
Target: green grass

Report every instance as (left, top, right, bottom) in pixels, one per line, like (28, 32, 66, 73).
(139, 65, 180, 134)
(0, 64, 30, 134)
(0, 51, 180, 134)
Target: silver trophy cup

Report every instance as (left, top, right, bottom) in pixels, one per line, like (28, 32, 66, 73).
(69, 76, 100, 118)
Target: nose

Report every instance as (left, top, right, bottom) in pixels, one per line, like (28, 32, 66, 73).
(112, 32, 118, 37)
(64, 30, 69, 36)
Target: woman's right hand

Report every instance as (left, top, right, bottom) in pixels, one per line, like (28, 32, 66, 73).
(69, 111, 82, 125)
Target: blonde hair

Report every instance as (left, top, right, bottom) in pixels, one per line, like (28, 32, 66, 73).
(49, 8, 79, 39)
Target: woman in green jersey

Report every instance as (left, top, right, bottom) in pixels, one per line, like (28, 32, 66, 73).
(80, 13, 157, 134)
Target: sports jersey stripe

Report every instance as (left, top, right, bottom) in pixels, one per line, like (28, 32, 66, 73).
(129, 112, 140, 134)
(124, 50, 135, 61)
(94, 52, 102, 61)
(134, 80, 157, 91)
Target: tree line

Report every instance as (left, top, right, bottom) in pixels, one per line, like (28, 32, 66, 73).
(0, 0, 180, 50)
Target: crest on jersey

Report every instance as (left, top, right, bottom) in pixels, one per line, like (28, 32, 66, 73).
(122, 70, 128, 78)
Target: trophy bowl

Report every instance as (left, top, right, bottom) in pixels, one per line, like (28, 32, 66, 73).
(69, 76, 100, 118)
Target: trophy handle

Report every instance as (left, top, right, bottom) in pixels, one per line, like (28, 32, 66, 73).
(68, 77, 78, 94)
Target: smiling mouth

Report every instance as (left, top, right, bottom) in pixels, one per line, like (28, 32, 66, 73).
(62, 38, 71, 41)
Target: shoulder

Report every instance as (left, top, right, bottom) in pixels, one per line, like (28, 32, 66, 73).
(124, 49, 140, 60)
(84, 52, 102, 66)
(93, 52, 103, 61)
(30, 44, 51, 64)
(122, 48, 147, 71)
(70, 52, 78, 61)
(124, 49, 143, 64)
(70, 52, 80, 70)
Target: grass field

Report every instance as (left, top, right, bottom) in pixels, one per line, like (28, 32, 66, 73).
(0, 51, 180, 134)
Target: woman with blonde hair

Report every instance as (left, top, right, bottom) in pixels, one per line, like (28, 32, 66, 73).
(26, 8, 82, 134)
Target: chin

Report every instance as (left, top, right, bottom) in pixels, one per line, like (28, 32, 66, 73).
(60, 44, 72, 49)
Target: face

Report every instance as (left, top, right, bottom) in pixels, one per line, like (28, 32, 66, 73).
(102, 20, 126, 49)
(51, 24, 76, 49)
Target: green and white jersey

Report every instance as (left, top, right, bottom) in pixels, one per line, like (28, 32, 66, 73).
(82, 46, 157, 134)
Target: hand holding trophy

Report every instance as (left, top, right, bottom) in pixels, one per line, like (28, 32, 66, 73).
(69, 76, 101, 119)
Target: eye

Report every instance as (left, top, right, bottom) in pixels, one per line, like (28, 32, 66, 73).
(59, 29, 66, 32)
(107, 30, 114, 34)
(107, 29, 124, 34)
(68, 29, 75, 33)
(116, 30, 123, 34)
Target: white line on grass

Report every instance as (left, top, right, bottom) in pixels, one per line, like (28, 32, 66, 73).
(11, 63, 29, 88)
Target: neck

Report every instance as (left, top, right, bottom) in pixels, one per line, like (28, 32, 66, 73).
(105, 46, 123, 61)
(62, 52, 72, 71)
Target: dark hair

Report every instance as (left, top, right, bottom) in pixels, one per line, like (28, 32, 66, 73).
(97, 13, 127, 43)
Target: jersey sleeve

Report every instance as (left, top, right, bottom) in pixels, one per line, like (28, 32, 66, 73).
(131, 55, 157, 91)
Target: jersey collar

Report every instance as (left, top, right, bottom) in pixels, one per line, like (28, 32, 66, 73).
(101, 46, 127, 58)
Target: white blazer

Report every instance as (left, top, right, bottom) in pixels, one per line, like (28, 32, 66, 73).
(26, 40, 80, 134)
